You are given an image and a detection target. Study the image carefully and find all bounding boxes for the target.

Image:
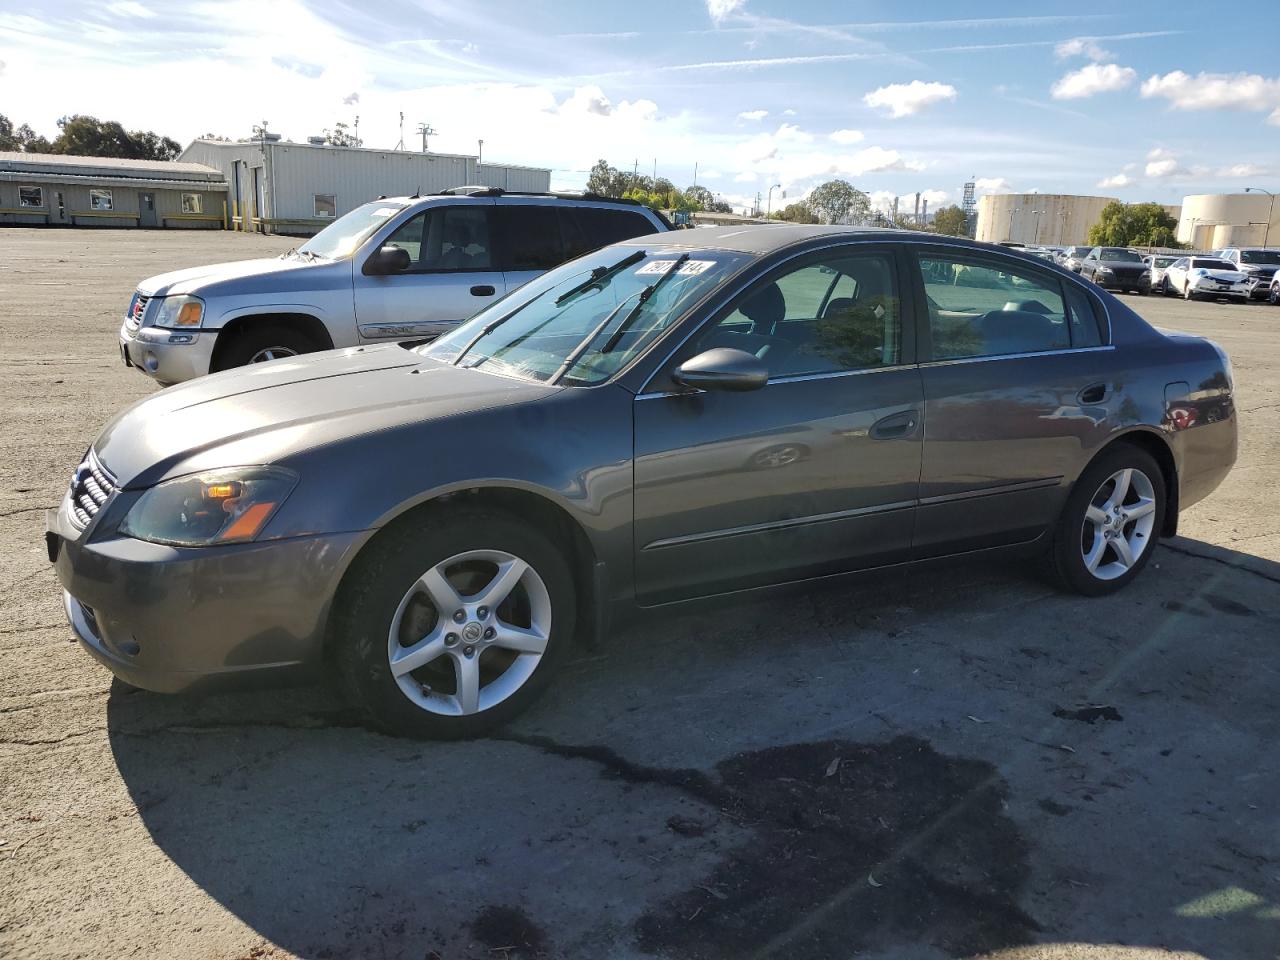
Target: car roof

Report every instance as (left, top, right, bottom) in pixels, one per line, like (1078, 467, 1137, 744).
(613, 223, 918, 255)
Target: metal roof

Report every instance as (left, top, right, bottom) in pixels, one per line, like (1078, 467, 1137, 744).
(0, 151, 224, 182)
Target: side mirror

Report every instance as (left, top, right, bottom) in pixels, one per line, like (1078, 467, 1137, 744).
(672, 347, 768, 393)
(364, 245, 412, 276)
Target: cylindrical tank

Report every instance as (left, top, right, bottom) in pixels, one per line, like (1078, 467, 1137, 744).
(975, 194, 1119, 246)
(1177, 194, 1280, 248)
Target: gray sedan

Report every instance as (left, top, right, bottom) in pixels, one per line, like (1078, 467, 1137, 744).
(48, 226, 1237, 737)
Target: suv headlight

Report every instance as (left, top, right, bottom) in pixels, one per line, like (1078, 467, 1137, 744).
(120, 467, 298, 546)
(151, 294, 205, 329)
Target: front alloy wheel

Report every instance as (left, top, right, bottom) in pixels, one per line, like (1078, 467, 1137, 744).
(336, 506, 576, 738)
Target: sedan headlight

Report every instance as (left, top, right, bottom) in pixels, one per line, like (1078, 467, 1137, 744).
(1096, 266, 1113, 275)
(151, 294, 205, 329)
(120, 467, 298, 546)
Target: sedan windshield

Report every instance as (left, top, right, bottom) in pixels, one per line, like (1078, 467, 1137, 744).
(1241, 250, 1280, 265)
(297, 201, 407, 259)
(419, 246, 750, 384)
(1100, 248, 1143, 262)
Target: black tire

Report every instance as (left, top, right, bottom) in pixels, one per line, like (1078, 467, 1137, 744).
(1138, 288, 1149, 296)
(214, 323, 323, 371)
(1048, 444, 1166, 597)
(334, 506, 577, 739)
(1161, 277, 1171, 296)
(1271, 286, 1280, 306)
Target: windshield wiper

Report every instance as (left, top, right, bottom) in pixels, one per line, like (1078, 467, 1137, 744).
(598, 253, 690, 355)
(554, 250, 645, 306)
(452, 287, 553, 366)
(547, 291, 644, 384)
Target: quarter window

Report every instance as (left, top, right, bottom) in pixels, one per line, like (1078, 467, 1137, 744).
(18, 186, 43, 207)
(89, 189, 113, 211)
(920, 254, 1069, 359)
(694, 253, 902, 378)
(181, 193, 202, 214)
(1064, 285, 1105, 347)
(382, 206, 493, 272)
(313, 194, 337, 219)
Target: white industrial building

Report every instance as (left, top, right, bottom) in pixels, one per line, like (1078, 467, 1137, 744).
(1177, 193, 1280, 249)
(976, 193, 1118, 246)
(179, 137, 551, 234)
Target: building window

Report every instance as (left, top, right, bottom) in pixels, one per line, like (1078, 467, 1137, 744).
(90, 189, 113, 211)
(181, 193, 203, 214)
(313, 194, 336, 219)
(19, 186, 44, 208)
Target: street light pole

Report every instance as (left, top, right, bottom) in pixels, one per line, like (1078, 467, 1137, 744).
(1032, 209, 1044, 245)
(1245, 187, 1276, 248)
(767, 183, 781, 218)
(1007, 205, 1016, 243)
(477, 139, 484, 166)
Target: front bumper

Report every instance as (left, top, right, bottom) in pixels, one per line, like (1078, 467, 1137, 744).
(1244, 275, 1276, 299)
(1093, 273, 1150, 291)
(47, 502, 369, 694)
(1191, 280, 1250, 299)
(119, 320, 218, 385)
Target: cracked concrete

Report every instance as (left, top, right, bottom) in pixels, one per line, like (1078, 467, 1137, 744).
(1, 230, 1279, 960)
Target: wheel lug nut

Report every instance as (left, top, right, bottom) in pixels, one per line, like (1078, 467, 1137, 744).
(452, 610, 466, 623)
(464, 646, 476, 658)
(484, 627, 495, 640)
(445, 633, 458, 646)
(477, 606, 489, 619)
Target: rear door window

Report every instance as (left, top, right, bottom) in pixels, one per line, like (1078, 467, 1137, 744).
(919, 253, 1070, 360)
(495, 205, 565, 270)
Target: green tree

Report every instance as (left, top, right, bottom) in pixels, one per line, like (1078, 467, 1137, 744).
(0, 114, 52, 152)
(322, 122, 360, 147)
(807, 179, 870, 225)
(932, 204, 969, 237)
(1087, 201, 1182, 248)
(770, 201, 818, 223)
(684, 185, 714, 210)
(43, 115, 179, 160)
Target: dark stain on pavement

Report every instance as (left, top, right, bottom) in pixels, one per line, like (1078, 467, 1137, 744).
(470, 904, 550, 958)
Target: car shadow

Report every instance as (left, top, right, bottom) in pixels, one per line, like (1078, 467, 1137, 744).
(106, 538, 1280, 959)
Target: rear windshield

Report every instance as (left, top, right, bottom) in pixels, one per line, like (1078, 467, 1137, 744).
(1100, 248, 1142, 262)
(1191, 259, 1235, 271)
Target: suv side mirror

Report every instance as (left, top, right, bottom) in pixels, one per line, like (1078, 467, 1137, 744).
(364, 245, 412, 276)
(673, 348, 768, 392)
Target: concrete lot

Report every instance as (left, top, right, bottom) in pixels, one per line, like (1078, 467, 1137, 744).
(1, 229, 1277, 960)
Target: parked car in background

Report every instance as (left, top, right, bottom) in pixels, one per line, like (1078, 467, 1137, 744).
(1144, 254, 1178, 291)
(119, 191, 671, 385)
(1080, 247, 1151, 294)
(1060, 246, 1091, 272)
(1162, 256, 1250, 302)
(50, 225, 1236, 737)
(1214, 247, 1280, 300)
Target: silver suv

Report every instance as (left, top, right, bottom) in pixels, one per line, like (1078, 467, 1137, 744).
(119, 191, 671, 384)
(1214, 247, 1280, 300)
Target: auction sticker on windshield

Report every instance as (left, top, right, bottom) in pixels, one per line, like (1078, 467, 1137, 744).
(636, 260, 715, 276)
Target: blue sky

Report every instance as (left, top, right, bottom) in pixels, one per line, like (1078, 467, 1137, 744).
(2, 0, 1278, 213)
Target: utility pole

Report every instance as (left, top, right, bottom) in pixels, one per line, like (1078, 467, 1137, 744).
(692, 162, 698, 188)
(766, 183, 781, 218)
(1031, 209, 1044, 244)
(1245, 187, 1276, 248)
(353, 115, 360, 147)
(477, 139, 484, 166)
(416, 123, 436, 152)
(395, 112, 405, 150)
(1007, 205, 1016, 242)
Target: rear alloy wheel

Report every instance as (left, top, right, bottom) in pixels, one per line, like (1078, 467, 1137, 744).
(1051, 446, 1164, 596)
(1161, 276, 1172, 296)
(1271, 285, 1280, 306)
(1184, 282, 1197, 301)
(335, 507, 576, 738)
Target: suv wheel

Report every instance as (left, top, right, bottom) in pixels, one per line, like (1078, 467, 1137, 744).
(1050, 446, 1164, 597)
(216, 324, 323, 371)
(335, 506, 577, 738)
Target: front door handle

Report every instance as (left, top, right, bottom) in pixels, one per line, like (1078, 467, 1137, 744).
(470, 284, 496, 297)
(1077, 382, 1109, 405)
(870, 409, 919, 440)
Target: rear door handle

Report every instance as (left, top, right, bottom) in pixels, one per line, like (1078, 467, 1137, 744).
(1077, 382, 1109, 405)
(470, 284, 496, 297)
(870, 409, 919, 440)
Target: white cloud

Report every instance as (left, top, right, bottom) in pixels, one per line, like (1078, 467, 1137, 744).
(1097, 173, 1132, 188)
(781, 108, 797, 116)
(737, 109, 768, 121)
(1144, 148, 1185, 178)
(1140, 70, 1280, 125)
(863, 80, 957, 118)
(1217, 163, 1271, 177)
(734, 171, 757, 183)
(1055, 37, 1111, 61)
(342, 91, 359, 106)
(975, 177, 1013, 193)
(105, 1, 155, 17)
(845, 146, 925, 174)
(557, 85, 657, 121)
(921, 188, 949, 206)
(828, 128, 864, 145)
(706, 0, 746, 25)
(1050, 63, 1137, 99)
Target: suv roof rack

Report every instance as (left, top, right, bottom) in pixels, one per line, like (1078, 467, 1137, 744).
(434, 187, 648, 207)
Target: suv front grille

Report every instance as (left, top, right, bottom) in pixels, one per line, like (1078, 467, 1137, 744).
(126, 292, 150, 330)
(68, 451, 117, 530)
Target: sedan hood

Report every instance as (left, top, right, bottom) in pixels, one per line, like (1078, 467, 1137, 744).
(138, 256, 320, 297)
(94, 345, 557, 487)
